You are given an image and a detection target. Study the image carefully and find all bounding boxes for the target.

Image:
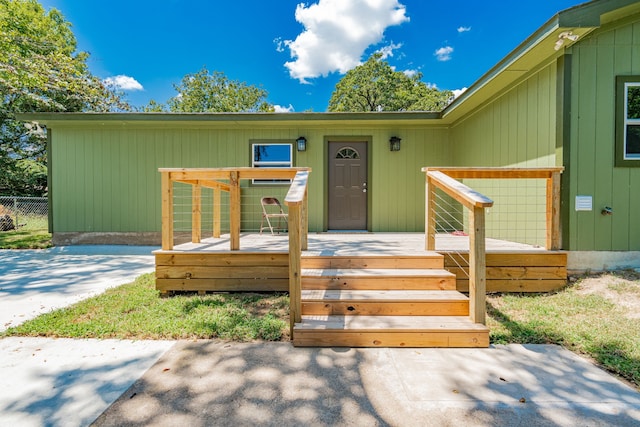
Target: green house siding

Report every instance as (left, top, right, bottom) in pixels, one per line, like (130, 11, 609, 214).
(449, 61, 557, 167)
(569, 15, 640, 251)
(446, 62, 559, 246)
(50, 124, 450, 235)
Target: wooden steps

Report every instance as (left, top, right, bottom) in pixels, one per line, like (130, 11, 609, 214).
(301, 290, 469, 316)
(300, 268, 456, 290)
(294, 316, 489, 347)
(293, 253, 489, 348)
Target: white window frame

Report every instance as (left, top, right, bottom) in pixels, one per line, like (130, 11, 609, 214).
(623, 82, 640, 160)
(616, 76, 640, 167)
(251, 143, 293, 185)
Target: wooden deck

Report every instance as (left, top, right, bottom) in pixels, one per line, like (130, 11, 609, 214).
(155, 233, 567, 294)
(154, 232, 565, 347)
(155, 167, 565, 348)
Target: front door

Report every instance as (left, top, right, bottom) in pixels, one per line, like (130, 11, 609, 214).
(328, 141, 368, 230)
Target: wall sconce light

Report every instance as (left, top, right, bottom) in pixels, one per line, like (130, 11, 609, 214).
(296, 136, 307, 152)
(389, 136, 401, 152)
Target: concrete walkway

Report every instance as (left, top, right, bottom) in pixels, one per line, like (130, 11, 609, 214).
(0, 246, 639, 426)
(0, 246, 157, 331)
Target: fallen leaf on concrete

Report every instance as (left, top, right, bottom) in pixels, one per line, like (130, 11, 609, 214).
(519, 397, 526, 403)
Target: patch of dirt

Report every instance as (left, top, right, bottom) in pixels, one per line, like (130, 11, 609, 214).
(572, 270, 640, 319)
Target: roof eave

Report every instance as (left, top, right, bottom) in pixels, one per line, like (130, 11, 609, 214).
(16, 111, 444, 127)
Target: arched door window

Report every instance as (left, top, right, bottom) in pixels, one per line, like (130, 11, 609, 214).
(335, 147, 360, 159)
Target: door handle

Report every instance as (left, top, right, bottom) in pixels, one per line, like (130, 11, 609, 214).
(363, 189, 367, 193)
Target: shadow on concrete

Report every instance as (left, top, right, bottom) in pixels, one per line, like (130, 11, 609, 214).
(92, 342, 388, 426)
(0, 338, 172, 427)
(92, 341, 640, 427)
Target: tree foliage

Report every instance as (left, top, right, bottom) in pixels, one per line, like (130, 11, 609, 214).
(145, 67, 274, 113)
(328, 53, 453, 112)
(0, 0, 128, 196)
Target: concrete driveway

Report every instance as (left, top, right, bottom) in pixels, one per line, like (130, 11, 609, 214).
(0, 246, 639, 426)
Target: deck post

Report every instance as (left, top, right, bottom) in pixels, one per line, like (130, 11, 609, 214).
(425, 175, 436, 251)
(469, 206, 487, 325)
(213, 187, 221, 238)
(546, 171, 562, 250)
(229, 171, 241, 250)
(192, 183, 202, 243)
(301, 185, 308, 251)
(288, 203, 302, 338)
(161, 171, 174, 250)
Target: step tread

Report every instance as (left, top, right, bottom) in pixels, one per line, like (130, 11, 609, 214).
(302, 252, 443, 259)
(295, 315, 489, 332)
(301, 289, 467, 301)
(302, 268, 455, 277)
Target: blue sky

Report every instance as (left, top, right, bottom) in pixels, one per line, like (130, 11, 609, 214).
(39, 0, 582, 112)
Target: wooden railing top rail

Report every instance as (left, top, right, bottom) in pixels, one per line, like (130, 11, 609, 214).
(285, 171, 310, 206)
(422, 166, 564, 179)
(427, 170, 494, 211)
(160, 167, 310, 181)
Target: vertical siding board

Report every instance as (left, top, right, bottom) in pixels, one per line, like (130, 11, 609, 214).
(568, 47, 581, 250)
(611, 26, 634, 249)
(575, 44, 598, 250)
(594, 33, 616, 250)
(517, 84, 528, 165)
(526, 74, 540, 166)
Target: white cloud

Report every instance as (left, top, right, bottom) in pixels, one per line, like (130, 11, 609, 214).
(103, 75, 143, 91)
(403, 69, 419, 77)
(434, 46, 453, 62)
(457, 26, 471, 33)
(452, 87, 468, 98)
(274, 37, 285, 53)
(377, 42, 403, 59)
(273, 104, 295, 112)
(283, 0, 409, 83)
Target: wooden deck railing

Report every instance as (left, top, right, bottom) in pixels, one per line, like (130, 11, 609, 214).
(423, 169, 494, 324)
(425, 167, 564, 250)
(159, 167, 311, 251)
(159, 167, 310, 337)
(422, 167, 564, 324)
(284, 171, 310, 336)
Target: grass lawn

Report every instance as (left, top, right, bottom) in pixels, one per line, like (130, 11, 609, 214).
(0, 228, 52, 249)
(2, 273, 289, 341)
(2, 270, 639, 388)
(487, 270, 640, 388)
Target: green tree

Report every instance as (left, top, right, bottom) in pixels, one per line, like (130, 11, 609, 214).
(139, 99, 167, 112)
(0, 0, 128, 196)
(165, 67, 274, 113)
(328, 53, 453, 112)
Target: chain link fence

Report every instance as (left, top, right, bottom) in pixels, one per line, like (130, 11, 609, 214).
(0, 196, 48, 231)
